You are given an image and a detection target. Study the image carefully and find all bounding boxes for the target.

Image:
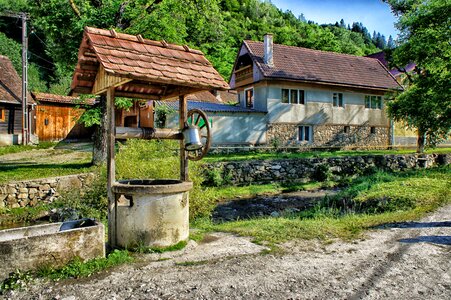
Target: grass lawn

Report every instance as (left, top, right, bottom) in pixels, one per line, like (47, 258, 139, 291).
(0, 142, 57, 156)
(194, 167, 450, 244)
(204, 147, 451, 163)
(0, 144, 94, 184)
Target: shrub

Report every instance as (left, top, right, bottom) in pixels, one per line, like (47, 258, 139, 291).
(313, 163, 332, 182)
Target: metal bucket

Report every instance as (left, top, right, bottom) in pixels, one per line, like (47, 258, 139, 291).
(112, 179, 193, 248)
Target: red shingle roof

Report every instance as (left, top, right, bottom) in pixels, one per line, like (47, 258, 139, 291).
(33, 92, 96, 105)
(244, 41, 401, 91)
(71, 27, 229, 97)
(0, 55, 33, 105)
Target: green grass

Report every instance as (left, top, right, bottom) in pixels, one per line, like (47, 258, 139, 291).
(0, 161, 94, 184)
(204, 147, 451, 163)
(0, 142, 57, 156)
(195, 167, 450, 244)
(0, 250, 133, 293)
(209, 181, 327, 201)
(133, 240, 187, 254)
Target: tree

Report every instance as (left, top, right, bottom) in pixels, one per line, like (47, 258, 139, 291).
(386, 35, 395, 49)
(384, 0, 451, 152)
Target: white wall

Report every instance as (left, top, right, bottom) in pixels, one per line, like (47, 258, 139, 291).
(166, 111, 267, 145)
(266, 84, 389, 126)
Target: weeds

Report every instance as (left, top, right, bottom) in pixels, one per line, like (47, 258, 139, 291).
(196, 167, 450, 244)
(0, 250, 133, 294)
(133, 240, 187, 254)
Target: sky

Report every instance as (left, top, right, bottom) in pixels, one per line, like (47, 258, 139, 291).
(270, 0, 399, 38)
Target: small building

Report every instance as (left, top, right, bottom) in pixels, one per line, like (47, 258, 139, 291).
(161, 98, 266, 146)
(0, 55, 34, 146)
(33, 93, 95, 141)
(229, 35, 402, 148)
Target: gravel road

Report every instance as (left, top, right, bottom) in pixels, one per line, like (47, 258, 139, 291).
(5, 205, 450, 300)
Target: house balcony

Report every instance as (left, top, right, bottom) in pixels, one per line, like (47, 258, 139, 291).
(234, 65, 253, 87)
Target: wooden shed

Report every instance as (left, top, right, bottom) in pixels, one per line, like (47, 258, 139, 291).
(0, 55, 34, 146)
(33, 93, 96, 141)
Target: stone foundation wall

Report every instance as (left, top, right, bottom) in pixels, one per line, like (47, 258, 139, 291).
(267, 123, 390, 147)
(205, 153, 449, 185)
(0, 173, 95, 209)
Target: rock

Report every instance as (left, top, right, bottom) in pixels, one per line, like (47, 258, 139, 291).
(28, 188, 38, 194)
(270, 211, 280, 217)
(7, 187, 17, 194)
(18, 188, 28, 193)
(17, 193, 28, 199)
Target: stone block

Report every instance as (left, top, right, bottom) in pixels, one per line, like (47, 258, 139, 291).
(57, 176, 82, 191)
(7, 195, 17, 204)
(18, 188, 28, 193)
(0, 193, 7, 202)
(7, 187, 17, 194)
(28, 188, 38, 194)
(39, 184, 51, 191)
(17, 193, 28, 199)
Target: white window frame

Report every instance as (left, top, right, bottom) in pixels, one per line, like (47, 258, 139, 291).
(244, 87, 254, 109)
(298, 125, 313, 142)
(365, 95, 383, 109)
(281, 88, 305, 105)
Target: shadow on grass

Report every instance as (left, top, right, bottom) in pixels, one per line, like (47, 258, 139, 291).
(0, 162, 93, 171)
(398, 236, 451, 246)
(375, 221, 451, 229)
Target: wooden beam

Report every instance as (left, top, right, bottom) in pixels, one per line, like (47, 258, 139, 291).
(115, 127, 182, 140)
(92, 65, 132, 95)
(114, 91, 161, 100)
(179, 95, 188, 181)
(106, 87, 117, 249)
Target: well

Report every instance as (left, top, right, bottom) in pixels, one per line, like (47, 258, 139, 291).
(112, 180, 192, 248)
(69, 27, 229, 249)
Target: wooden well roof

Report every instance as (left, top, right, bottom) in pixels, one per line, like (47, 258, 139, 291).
(70, 27, 229, 99)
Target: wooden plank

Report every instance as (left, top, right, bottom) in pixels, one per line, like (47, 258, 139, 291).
(92, 65, 132, 95)
(106, 87, 117, 248)
(179, 95, 188, 181)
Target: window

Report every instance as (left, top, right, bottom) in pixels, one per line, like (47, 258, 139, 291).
(333, 93, 343, 107)
(344, 126, 350, 133)
(281, 89, 305, 104)
(370, 127, 376, 134)
(298, 126, 312, 142)
(0, 108, 5, 122)
(245, 88, 254, 108)
(365, 95, 382, 109)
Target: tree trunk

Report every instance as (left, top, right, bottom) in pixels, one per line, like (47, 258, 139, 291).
(416, 129, 425, 153)
(92, 95, 108, 165)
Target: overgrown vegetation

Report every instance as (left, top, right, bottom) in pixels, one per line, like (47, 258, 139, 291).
(196, 167, 450, 244)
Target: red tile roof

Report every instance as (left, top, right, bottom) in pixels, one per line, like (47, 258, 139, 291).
(243, 41, 402, 91)
(71, 27, 229, 98)
(0, 55, 34, 105)
(33, 92, 96, 105)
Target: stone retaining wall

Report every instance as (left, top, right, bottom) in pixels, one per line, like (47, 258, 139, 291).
(0, 173, 95, 209)
(204, 153, 450, 185)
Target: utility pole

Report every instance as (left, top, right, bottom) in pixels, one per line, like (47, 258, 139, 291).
(0, 11, 29, 144)
(20, 13, 29, 145)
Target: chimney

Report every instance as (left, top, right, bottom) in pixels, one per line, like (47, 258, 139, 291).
(264, 33, 274, 67)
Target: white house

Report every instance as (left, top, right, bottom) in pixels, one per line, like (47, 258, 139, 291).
(229, 34, 402, 148)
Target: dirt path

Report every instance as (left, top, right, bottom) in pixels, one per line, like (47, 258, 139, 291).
(5, 204, 450, 300)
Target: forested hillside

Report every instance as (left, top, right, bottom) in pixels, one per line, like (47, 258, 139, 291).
(0, 0, 390, 95)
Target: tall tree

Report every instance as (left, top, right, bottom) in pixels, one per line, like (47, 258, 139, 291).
(385, 0, 451, 152)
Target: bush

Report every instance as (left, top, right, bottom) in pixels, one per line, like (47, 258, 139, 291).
(313, 163, 332, 182)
